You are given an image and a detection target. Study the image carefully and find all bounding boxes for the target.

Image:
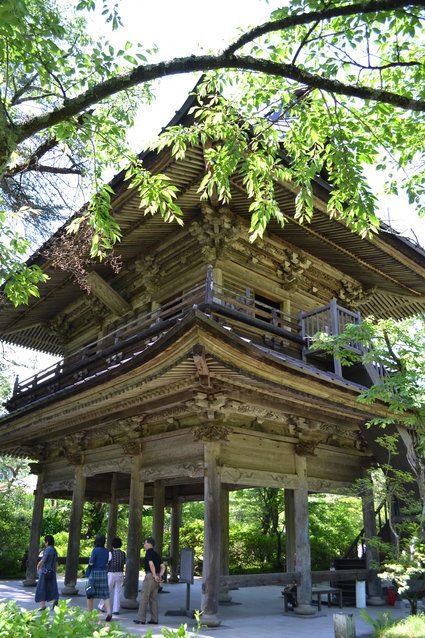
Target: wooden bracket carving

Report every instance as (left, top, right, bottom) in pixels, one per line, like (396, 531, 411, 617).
(295, 441, 317, 456)
(338, 279, 376, 307)
(188, 204, 242, 263)
(192, 344, 210, 386)
(192, 420, 230, 442)
(120, 441, 143, 456)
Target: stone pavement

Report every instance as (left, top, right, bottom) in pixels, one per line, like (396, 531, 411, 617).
(0, 576, 410, 638)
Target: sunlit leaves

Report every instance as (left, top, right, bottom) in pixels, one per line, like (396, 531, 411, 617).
(126, 162, 183, 226)
(2, 0, 425, 305)
(311, 315, 425, 424)
(0, 211, 49, 306)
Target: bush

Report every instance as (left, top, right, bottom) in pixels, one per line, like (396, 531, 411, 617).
(380, 613, 425, 637)
(229, 524, 277, 573)
(0, 600, 131, 637)
(0, 488, 32, 577)
(359, 610, 399, 638)
(0, 600, 200, 638)
(179, 521, 204, 574)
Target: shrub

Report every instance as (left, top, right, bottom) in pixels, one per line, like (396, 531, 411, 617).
(0, 600, 201, 638)
(229, 524, 277, 573)
(379, 613, 425, 637)
(0, 488, 32, 577)
(0, 600, 131, 637)
(359, 610, 399, 638)
(179, 521, 204, 574)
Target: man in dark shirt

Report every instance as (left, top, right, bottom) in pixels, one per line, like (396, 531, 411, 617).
(134, 536, 165, 625)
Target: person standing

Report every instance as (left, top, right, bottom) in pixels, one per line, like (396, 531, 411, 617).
(98, 536, 126, 615)
(35, 535, 59, 611)
(86, 533, 112, 621)
(133, 536, 165, 625)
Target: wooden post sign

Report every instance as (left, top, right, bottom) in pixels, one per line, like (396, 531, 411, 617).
(165, 548, 195, 619)
(180, 548, 194, 584)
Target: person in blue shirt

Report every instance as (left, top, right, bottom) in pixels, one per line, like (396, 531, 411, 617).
(35, 534, 59, 611)
(86, 533, 112, 621)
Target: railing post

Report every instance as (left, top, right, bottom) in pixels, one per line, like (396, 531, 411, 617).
(13, 375, 19, 396)
(329, 298, 342, 377)
(297, 311, 307, 361)
(205, 264, 214, 305)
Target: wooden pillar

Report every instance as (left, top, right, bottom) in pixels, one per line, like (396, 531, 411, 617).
(285, 488, 296, 573)
(106, 473, 118, 549)
(362, 478, 385, 604)
(23, 464, 45, 586)
(219, 485, 232, 602)
(62, 458, 86, 595)
(152, 481, 165, 556)
(201, 442, 221, 626)
(169, 488, 181, 583)
(294, 455, 315, 615)
(122, 446, 144, 609)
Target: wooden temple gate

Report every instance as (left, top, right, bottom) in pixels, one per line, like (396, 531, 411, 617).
(1, 89, 425, 625)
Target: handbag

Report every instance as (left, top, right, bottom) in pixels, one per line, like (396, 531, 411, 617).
(43, 569, 54, 581)
(86, 582, 95, 598)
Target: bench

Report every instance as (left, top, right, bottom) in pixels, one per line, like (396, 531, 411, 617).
(282, 586, 343, 612)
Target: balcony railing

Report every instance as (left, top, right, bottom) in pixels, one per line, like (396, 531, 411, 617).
(6, 266, 379, 412)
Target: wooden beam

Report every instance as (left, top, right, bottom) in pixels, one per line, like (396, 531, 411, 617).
(219, 569, 372, 589)
(219, 466, 351, 492)
(86, 271, 131, 316)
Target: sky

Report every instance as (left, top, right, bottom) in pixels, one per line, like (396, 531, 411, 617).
(87, 0, 284, 146)
(5, 0, 425, 384)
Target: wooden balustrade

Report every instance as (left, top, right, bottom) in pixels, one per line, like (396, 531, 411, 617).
(8, 268, 378, 410)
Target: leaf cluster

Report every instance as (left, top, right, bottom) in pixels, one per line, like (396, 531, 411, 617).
(2, 0, 425, 305)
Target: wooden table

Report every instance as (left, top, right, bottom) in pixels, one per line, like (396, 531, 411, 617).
(282, 585, 343, 612)
(312, 586, 343, 611)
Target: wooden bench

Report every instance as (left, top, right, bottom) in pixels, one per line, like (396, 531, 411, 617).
(282, 586, 343, 612)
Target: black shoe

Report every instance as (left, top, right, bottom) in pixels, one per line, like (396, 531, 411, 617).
(112, 612, 119, 615)
(148, 620, 158, 624)
(105, 615, 112, 622)
(133, 620, 145, 624)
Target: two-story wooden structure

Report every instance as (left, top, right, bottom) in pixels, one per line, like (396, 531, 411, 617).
(1, 88, 425, 624)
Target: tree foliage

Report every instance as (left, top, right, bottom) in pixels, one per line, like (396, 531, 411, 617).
(0, 487, 32, 575)
(1, 0, 425, 304)
(312, 315, 425, 609)
(312, 316, 425, 493)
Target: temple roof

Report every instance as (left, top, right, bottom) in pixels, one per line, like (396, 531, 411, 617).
(1, 88, 425, 355)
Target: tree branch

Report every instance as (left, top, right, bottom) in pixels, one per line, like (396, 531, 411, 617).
(4, 135, 59, 178)
(224, 0, 425, 55)
(383, 328, 405, 372)
(16, 164, 83, 175)
(11, 74, 39, 105)
(13, 48, 425, 150)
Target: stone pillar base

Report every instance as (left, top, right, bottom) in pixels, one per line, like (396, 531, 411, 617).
(367, 596, 386, 606)
(22, 579, 37, 587)
(61, 585, 79, 596)
(201, 613, 221, 627)
(121, 597, 139, 609)
(219, 590, 232, 603)
(294, 603, 316, 616)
